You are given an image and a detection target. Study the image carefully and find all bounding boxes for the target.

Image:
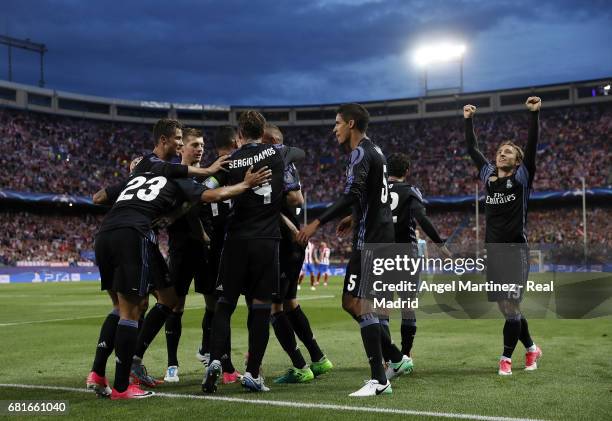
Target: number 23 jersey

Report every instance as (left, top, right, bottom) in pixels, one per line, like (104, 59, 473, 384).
(98, 172, 205, 241)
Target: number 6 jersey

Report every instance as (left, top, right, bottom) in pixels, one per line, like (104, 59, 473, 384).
(343, 138, 394, 250)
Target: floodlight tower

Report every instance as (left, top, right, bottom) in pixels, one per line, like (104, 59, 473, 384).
(414, 42, 466, 96)
(0, 35, 48, 87)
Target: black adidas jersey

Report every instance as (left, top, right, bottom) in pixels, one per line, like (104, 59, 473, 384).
(280, 145, 303, 232)
(389, 182, 424, 244)
(98, 172, 205, 242)
(480, 164, 531, 243)
(344, 138, 395, 249)
(223, 142, 285, 240)
(133, 152, 188, 178)
(465, 111, 539, 244)
(167, 179, 209, 250)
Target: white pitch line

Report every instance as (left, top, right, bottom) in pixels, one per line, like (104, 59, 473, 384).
(0, 383, 546, 421)
(0, 315, 104, 327)
(0, 295, 335, 327)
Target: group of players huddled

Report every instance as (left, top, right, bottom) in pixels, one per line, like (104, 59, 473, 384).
(86, 96, 543, 399)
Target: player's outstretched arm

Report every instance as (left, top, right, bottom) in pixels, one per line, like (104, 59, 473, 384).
(336, 215, 353, 236)
(92, 181, 126, 205)
(464, 105, 488, 171)
(281, 213, 300, 242)
(189, 155, 231, 178)
(92, 188, 110, 205)
(413, 207, 452, 258)
(201, 166, 271, 203)
(297, 194, 354, 244)
(285, 146, 306, 164)
(286, 189, 304, 207)
(522, 96, 541, 183)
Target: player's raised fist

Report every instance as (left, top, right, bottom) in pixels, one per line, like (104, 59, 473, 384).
(463, 105, 476, 119)
(525, 96, 541, 112)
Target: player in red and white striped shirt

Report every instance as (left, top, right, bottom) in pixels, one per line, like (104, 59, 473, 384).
(316, 242, 331, 287)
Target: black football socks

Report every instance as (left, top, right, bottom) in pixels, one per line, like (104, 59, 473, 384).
(92, 308, 120, 377)
(286, 305, 324, 362)
(165, 311, 183, 367)
(272, 311, 307, 369)
(114, 319, 138, 392)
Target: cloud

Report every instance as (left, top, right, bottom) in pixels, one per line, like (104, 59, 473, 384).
(1, 0, 610, 104)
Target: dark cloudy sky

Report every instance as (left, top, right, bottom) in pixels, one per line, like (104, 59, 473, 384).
(2, 0, 611, 106)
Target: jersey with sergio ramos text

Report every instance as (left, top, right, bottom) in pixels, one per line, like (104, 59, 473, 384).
(224, 142, 285, 240)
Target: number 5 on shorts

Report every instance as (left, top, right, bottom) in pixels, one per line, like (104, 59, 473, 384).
(347, 274, 357, 291)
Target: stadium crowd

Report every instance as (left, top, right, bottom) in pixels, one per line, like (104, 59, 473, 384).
(0, 104, 609, 265)
(1, 207, 608, 266)
(0, 104, 610, 202)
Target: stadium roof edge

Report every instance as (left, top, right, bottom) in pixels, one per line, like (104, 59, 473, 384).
(0, 77, 610, 126)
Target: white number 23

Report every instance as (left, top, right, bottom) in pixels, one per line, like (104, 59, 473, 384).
(116, 176, 167, 202)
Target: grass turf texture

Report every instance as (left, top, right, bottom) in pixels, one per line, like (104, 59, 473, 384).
(0, 277, 610, 420)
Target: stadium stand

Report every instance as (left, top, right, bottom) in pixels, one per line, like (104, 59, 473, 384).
(0, 80, 610, 266)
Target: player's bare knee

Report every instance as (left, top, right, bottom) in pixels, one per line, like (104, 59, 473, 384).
(283, 298, 298, 311)
(107, 291, 119, 308)
(401, 309, 416, 320)
(497, 299, 521, 319)
(156, 287, 178, 308)
(173, 295, 186, 313)
(271, 302, 283, 314)
(117, 293, 144, 320)
(342, 295, 359, 316)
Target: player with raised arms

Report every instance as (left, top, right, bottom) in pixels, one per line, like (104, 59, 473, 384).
(464, 97, 543, 376)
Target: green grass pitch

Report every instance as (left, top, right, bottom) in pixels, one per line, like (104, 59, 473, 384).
(0, 276, 610, 420)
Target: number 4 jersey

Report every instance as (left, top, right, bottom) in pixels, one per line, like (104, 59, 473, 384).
(217, 142, 285, 240)
(344, 138, 395, 249)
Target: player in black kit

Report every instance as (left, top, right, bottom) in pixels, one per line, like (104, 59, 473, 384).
(202, 111, 285, 393)
(87, 152, 270, 400)
(196, 126, 242, 385)
(127, 120, 228, 387)
(160, 128, 218, 383)
(464, 96, 543, 376)
(262, 123, 333, 385)
(298, 103, 408, 397)
(384, 152, 450, 371)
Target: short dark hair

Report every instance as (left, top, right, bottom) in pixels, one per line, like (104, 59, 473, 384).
(213, 126, 237, 150)
(497, 141, 524, 164)
(238, 110, 266, 140)
(153, 119, 183, 145)
(337, 103, 370, 132)
(182, 127, 203, 140)
(263, 123, 283, 144)
(387, 152, 411, 178)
